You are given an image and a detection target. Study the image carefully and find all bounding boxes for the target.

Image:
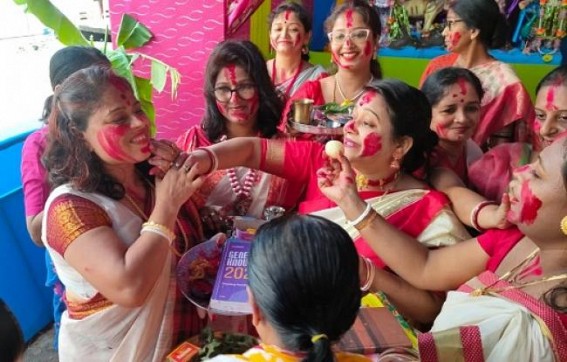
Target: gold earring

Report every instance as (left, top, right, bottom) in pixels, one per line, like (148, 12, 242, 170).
(302, 45, 309, 54)
(390, 157, 401, 170)
(561, 216, 567, 236)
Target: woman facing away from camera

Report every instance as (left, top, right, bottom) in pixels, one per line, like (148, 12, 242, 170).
(281, 0, 382, 127)
(210, 214, 370, 362)
(171, 40, 304, 236)
(419, 0, 534, 149)
(42, 66, 206, 361)
(267, 1, 327, 101)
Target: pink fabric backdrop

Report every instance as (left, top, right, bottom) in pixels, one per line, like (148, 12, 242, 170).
(108, 0, 225, 141)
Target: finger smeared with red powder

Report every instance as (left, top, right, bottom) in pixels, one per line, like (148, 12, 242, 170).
(361, 132, 382, 157)
(97, 125, 137, 162)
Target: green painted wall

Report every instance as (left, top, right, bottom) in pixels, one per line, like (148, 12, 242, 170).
(309, 51, 556, 100)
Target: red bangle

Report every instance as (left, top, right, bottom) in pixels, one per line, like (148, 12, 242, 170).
(196, 147, 218, 175)
(470, 201, 498, 232)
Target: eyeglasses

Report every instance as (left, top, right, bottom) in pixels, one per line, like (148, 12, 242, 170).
(445, 19, 464, 31)
(327, 28, 371, 45)
(213, 83, 256, 102)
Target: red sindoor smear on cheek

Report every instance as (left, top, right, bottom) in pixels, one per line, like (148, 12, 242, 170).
(345, 9, 353, 28)
(216, 100, 228, 114)
(435, 123, 447, 138)
(363, 41, 372, 57)
(361, 133, 382, 157)
(451, 32, 461, 47)
(519, 181, 542, 225)
(97, 125, 136, 162)
(226, 65, 237, 86)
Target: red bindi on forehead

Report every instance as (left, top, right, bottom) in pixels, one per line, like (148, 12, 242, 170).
(457, 78, 468, 96)
(358, 92, 376, 106)
(345, 9, 354, 28)
(546, 86, 559, 111)
(120, 93, 131, 106)
(284, 10, 291, 21)
(225, 65, 237, 86)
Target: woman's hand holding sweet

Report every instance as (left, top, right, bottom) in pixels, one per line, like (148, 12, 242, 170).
(317, 154, 365, 216)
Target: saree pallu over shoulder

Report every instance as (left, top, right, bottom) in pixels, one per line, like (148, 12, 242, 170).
(418, 271, 567, 362)
(42, 185, 174, 362)
(310, 189, 470, 267)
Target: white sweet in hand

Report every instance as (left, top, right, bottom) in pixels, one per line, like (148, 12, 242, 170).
(325, 140, 344, 159)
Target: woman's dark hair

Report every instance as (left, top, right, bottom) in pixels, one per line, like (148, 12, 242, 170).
(535, 64, 567, 94)
(448, 0, 507, 49)
(365, 79, 438, 176)
(44, 65, 148, 199)
(324, 0, 382, 79)
(41, 46, 110, 123)
(202, 40, 283, 142)
(249, 214, 361, 362)
(269, 1, 312, 61)
(421, 67, 484, 107)
(0, 299, 24, 362)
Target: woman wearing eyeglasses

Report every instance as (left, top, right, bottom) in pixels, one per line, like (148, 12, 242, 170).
(280, 0, 382, 130)
(267, 2, 328, 102)
(175, 40, 304, 236)
(419, 0, 534, 150)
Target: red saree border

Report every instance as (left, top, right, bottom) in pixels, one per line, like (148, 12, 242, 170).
(460, 271, 567, 361)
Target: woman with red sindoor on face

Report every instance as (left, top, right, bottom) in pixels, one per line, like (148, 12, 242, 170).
(420, 0, 534, 150)
(165, 79, 473, 328)
(280, 0, 382, 129)
(267, 1, 327, 102)
(168, 40, 305, 237)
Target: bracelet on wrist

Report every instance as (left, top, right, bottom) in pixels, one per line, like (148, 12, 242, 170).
(141, 221, 175, 243)
(470, 201, 498, 232)
(360, 257, 375, 292)
(196, 147, 218, 175)
(348, 203, 372, 227)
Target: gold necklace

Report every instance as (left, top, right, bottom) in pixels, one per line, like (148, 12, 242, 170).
(123, 188, 188, 258)
(335, 74, 373, 107)
(471, 249, 567, 296)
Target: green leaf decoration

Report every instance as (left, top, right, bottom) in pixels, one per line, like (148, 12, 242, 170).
(106, 48, 138, 97)
(116, 14, 153, 50)
(134, 76, 156, 135)
(150, 60, 167, 93)
(13, 0, 89, 46)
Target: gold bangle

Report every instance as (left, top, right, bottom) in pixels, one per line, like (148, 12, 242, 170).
(354, 210, 378, 231)
(141, 221, 176, 243)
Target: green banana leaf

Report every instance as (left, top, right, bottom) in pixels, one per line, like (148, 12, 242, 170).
(11, 0, 181, 131)
(116, 14, 153, 49)
(13, 0, 89, 46)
